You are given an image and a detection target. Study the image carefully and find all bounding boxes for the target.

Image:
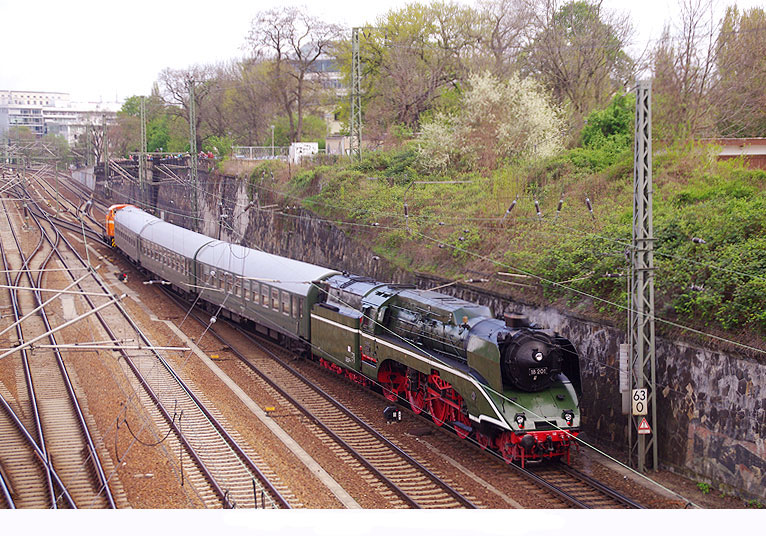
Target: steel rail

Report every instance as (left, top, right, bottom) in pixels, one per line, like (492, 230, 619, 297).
(22, 192, 232, 509)
(0, 393, 75, 508)
(0, 197, 76, 508)
(0, 463, 15, 509)
(544, 462, 645, 509)
(25, 212, 116, 508)
(1, 197, 60, 508)
(28, 169, 102, 230)
(27, 190, 290, 509)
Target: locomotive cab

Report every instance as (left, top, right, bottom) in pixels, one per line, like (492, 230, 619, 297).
(104, 203, 134, 245)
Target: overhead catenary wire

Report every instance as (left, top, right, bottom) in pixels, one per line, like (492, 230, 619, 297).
(92, 163, 766, 357)
(50, 160, 766, 358)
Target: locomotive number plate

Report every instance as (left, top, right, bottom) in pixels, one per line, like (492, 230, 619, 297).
(529, 367, 548, 376)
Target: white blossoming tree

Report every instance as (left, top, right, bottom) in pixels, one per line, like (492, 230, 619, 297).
(417, 72, 564, 172)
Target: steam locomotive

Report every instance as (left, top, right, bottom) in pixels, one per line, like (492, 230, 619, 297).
(106, 204, 582, 465)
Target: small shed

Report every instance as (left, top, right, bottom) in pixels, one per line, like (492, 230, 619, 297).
(705, 138, 766, 170)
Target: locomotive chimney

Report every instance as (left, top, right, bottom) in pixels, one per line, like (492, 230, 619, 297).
(504, 313, 529, 328)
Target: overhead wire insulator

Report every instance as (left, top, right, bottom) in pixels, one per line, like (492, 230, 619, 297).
(404, 202, 409, 231)
(502, 197, 517, 221)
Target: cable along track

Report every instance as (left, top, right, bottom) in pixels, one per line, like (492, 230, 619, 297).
(164, 290, 478, 509)
(22, 190, 292, 509)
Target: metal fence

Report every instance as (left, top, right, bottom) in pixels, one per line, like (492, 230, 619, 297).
(232, 146, 288, 160)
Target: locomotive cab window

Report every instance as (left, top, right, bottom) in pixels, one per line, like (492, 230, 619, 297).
(361, 306, 373, 332)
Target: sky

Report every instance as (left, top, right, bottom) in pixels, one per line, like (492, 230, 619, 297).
(0, 0, 761, 105)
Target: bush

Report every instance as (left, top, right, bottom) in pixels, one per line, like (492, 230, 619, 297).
(416, 72, 564, 172)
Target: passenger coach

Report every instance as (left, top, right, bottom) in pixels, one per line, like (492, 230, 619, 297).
(106, 204, 338, 345)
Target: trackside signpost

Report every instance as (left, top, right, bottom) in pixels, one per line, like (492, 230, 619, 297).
(638, 418, 651, 435)
(632, 388, 648, 415)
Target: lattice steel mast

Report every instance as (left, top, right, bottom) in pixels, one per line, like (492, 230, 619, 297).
(629, 79, 658, 472)
(139, 96, 147, 210)
(188, 80, 198, 231)
(350, 27, 363, 161)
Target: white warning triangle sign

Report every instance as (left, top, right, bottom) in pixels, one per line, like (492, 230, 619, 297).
(638, 417, 652, 435)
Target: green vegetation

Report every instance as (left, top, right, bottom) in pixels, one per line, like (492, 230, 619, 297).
(697, 482, 711, 494)
(270, 93, 766, 342)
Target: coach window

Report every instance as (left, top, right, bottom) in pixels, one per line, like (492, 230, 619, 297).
(262, 285, 269, 307)
(234, 277, 242, 297)
(281, 291, 290, 316)
(252, 282, 260, 304)
(291, 295, 298, 319)
(271, 288, 279, 309)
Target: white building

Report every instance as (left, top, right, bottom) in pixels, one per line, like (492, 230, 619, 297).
(0, 90, 119, 145)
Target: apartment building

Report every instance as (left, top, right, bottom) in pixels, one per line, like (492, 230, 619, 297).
(0, 90, 118, 145)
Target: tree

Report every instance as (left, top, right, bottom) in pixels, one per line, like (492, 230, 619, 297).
(713, 6, 766, 136)
(246, 7, 343, 143)
(652, 0, 720, 139)
(221, 59, 282, 145)
(352, 1, 479, 143)
(158, 65, 215, 151)
(524, 0, 634, 130)
(474, 0, 535, 78)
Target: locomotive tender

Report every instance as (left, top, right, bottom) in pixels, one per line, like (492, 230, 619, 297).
(106, 204, 582, 465)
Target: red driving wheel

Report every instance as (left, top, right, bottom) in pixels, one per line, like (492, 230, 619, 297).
(428, 396, 451, 426)
(407, 386, 424, 414)
(497, 432, 518, 463)
(476, 432, 491, 450)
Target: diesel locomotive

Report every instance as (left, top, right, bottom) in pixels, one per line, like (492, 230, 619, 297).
(105, 204, 582, 465)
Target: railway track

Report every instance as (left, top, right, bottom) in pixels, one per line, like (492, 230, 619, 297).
(161, 289, 478, 509)
(19, 186, 292, 509)
(0, 191, 112, 508)
(525, 462, 644, 508)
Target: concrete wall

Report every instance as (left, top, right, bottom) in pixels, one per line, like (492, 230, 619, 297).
(71, 166, 95, 190)
(95, 166, 765, 500)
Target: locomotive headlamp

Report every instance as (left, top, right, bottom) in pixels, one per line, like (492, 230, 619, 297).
(514, 413, 526, 429)
(534, 351, 544, 362)
(562, 410, 574, 426)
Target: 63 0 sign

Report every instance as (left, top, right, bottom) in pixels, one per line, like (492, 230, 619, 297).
(632, 388, 648, 416)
